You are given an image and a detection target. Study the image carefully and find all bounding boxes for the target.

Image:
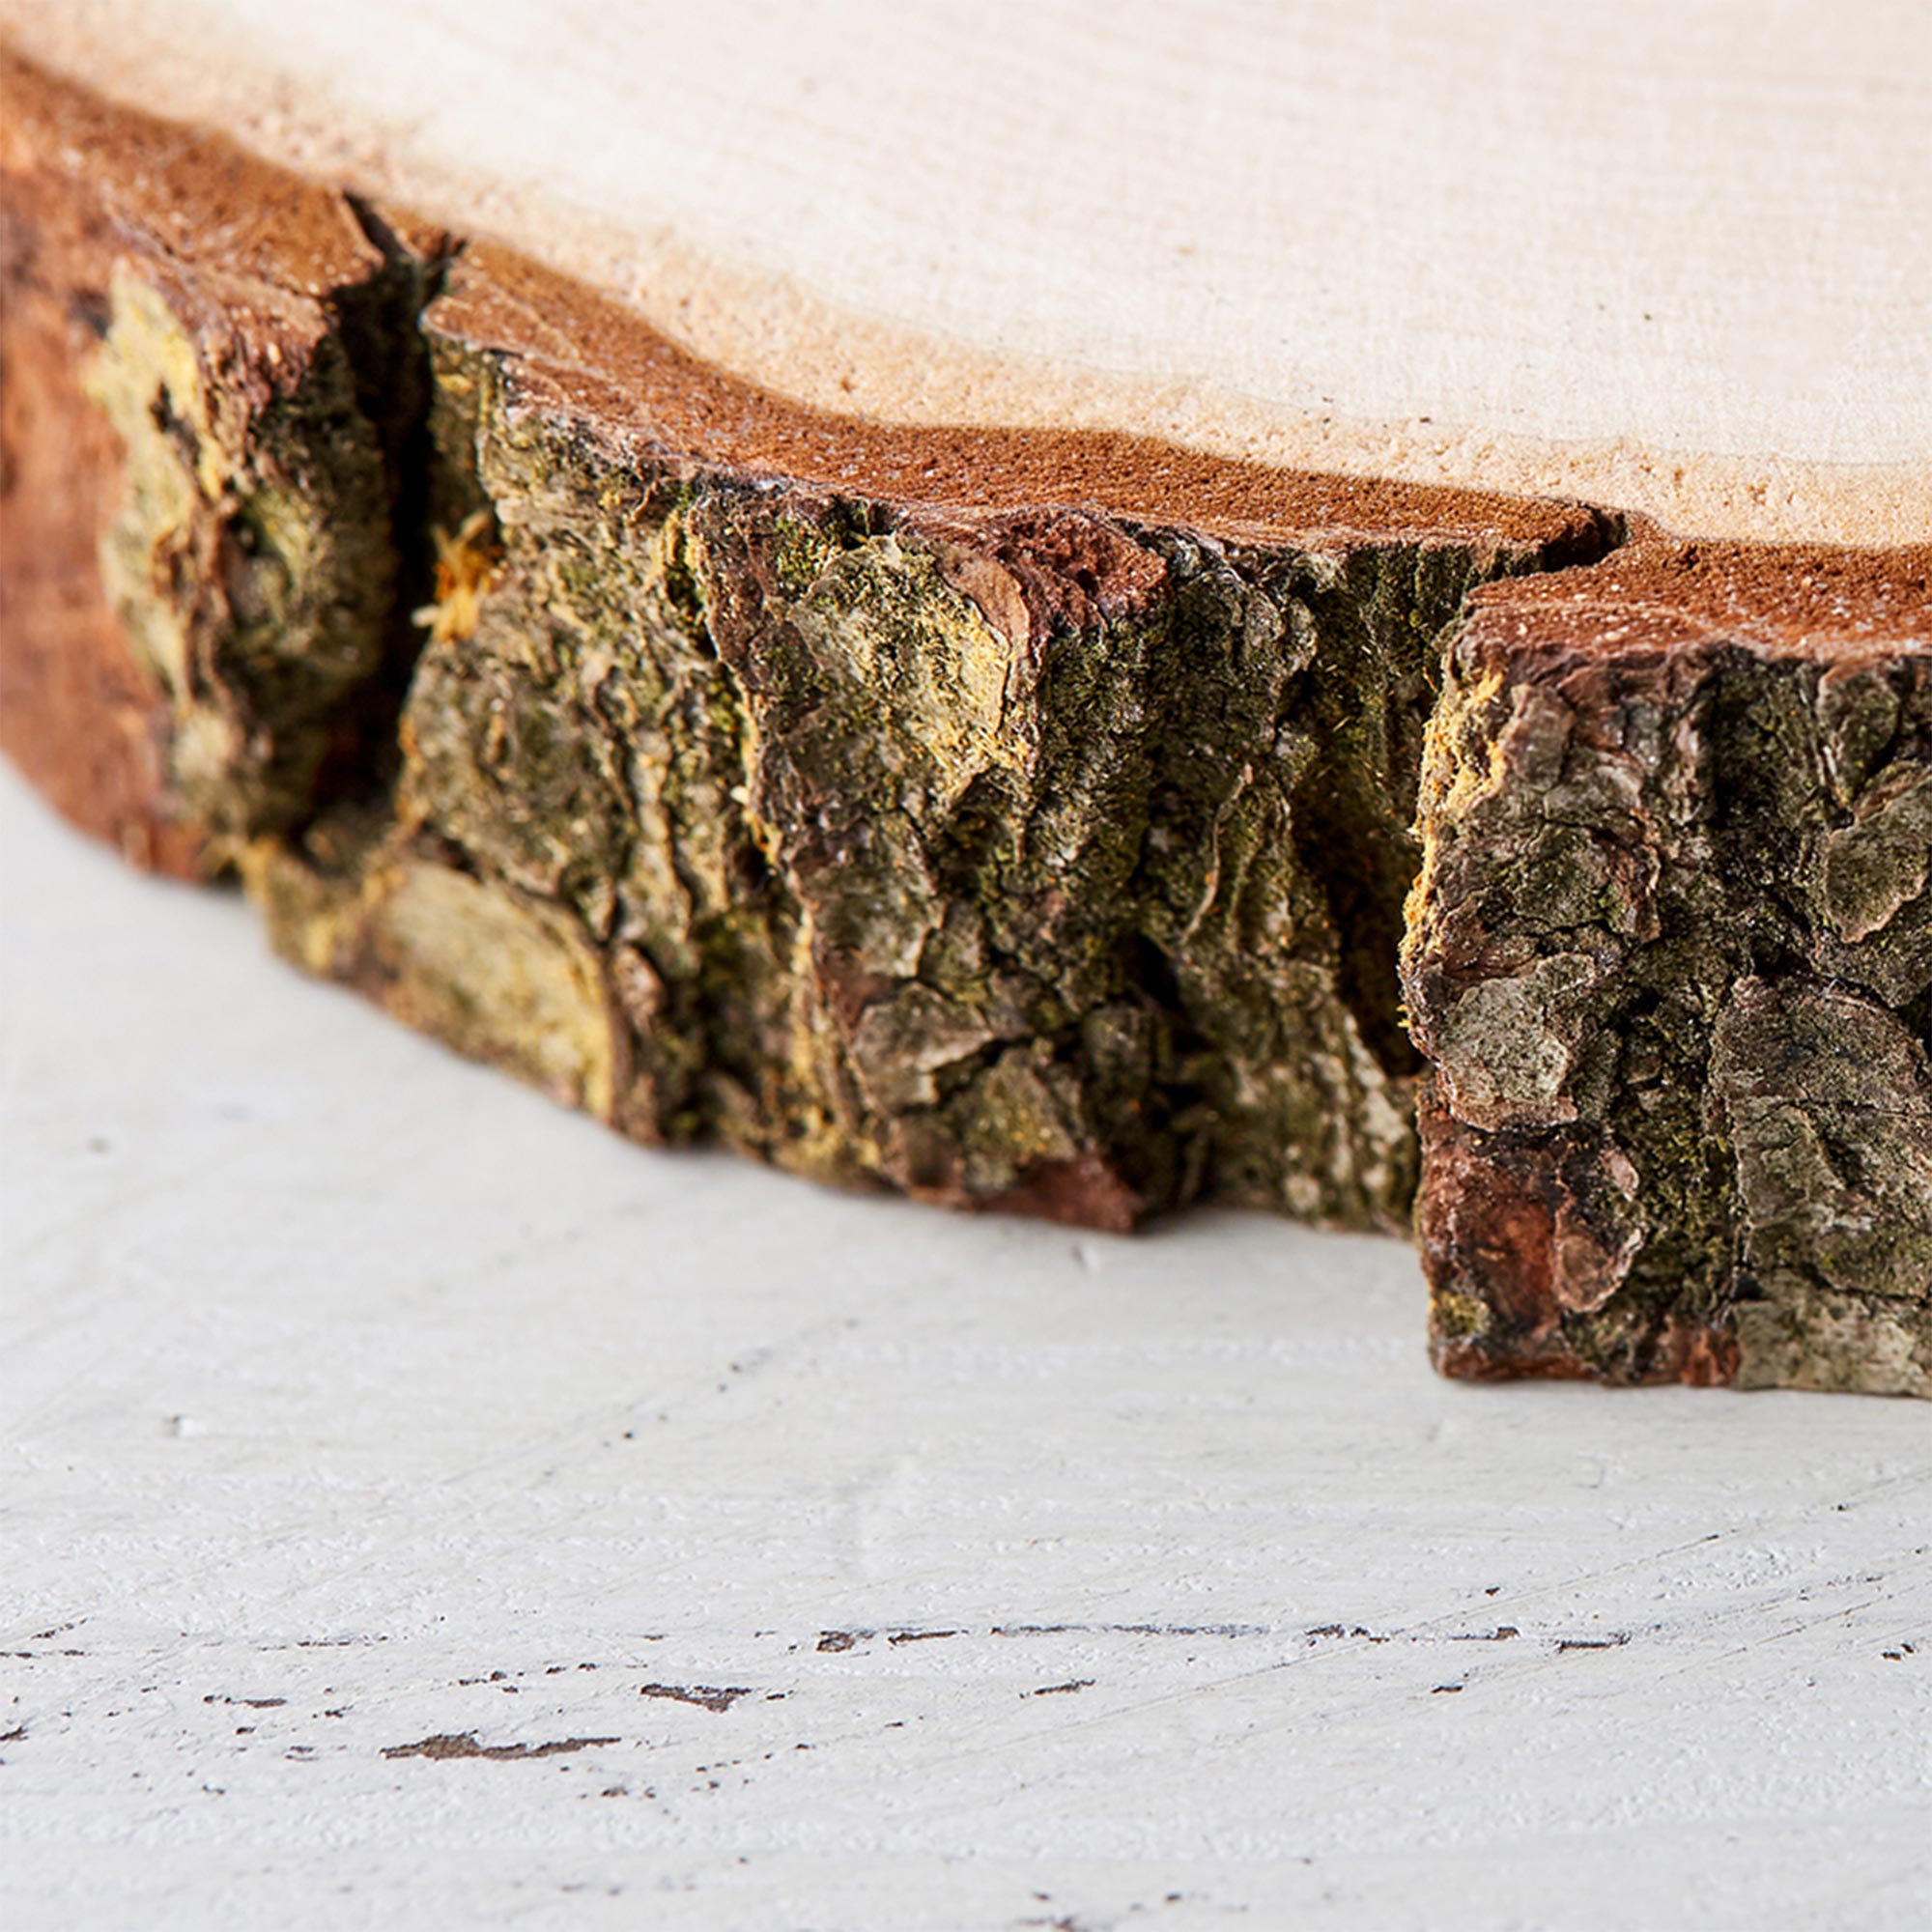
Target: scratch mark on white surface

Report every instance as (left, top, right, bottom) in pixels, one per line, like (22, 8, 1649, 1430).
(383, 1731, 620, 1761)
(639, 1683, 758, 1714)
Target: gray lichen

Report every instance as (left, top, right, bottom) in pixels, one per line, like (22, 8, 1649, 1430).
(1716, 978, 1932, 1393)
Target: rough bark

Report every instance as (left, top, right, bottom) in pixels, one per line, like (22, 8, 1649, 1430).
(0, 64, 438, 872)
(248, 258, 1605, 1229)
(1405, 547, 1932, 1394)
(3, 52, 1608, 1232)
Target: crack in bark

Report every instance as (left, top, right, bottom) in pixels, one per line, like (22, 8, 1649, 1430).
(0, 110, 1636, 1243)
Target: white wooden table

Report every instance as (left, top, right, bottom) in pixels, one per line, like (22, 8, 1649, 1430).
(3, 763, 1928, 1929)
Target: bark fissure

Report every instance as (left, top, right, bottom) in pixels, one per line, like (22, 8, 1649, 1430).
(307, 201, 462, 827)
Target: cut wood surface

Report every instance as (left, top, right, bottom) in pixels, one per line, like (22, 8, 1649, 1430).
(5, 0, 1930, 544)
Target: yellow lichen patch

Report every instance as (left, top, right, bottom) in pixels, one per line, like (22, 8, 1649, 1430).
(87, 269, 231, 500)
(413, 511, 502, 645)
(84, 269, 224, 706)
(369, 858, 618, 1121)
(785, 536, 1022, 811)
(1401, 662, 1506, 973)
(1431, 1290, 1493, 1341)
(78, 260, 398, 843)
(248, 837, 619, 1122)
(241, 836, 364, 979)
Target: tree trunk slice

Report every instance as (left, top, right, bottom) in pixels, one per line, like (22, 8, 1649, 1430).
(2, 16, 1927, 1390)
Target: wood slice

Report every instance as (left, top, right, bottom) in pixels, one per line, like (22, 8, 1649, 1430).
(2, 8, 1927, 1389)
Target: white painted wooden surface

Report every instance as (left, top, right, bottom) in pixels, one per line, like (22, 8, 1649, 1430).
(2, 759, 1929, 1930)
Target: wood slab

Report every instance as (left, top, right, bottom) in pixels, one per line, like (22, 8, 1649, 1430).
(2, 6, 1927, 1390)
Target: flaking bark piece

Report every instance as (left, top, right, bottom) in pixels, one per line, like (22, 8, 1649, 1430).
(1406, 544, 1932, 1393)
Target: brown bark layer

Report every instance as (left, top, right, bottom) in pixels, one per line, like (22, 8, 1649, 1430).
(1, 52, 414, 873)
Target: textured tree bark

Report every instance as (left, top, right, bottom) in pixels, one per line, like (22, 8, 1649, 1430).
(1405, 549, 1932, 1395)
(0, 60, 418, 873)
(2, 55, 1610, 1231)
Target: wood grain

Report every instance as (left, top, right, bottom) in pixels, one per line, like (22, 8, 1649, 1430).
(5, 0, 1929, 543)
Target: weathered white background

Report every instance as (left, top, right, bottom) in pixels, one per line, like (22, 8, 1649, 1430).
(2, 761, 1928, 1929)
